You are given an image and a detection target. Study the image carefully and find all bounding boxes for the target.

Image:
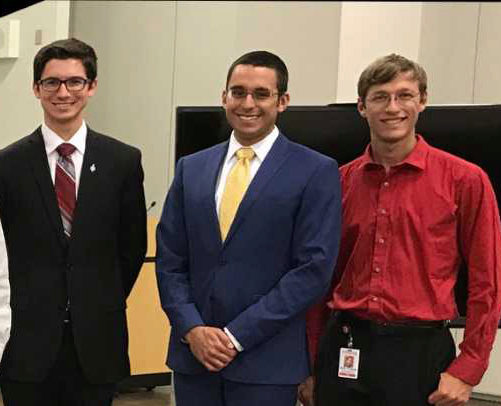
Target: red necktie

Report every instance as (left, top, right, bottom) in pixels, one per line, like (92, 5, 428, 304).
(55, 143, 76, 238)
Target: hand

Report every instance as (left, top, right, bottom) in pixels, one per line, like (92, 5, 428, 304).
(185, 326, 237, 372)
(298, 376, 315, 406)
(428, 372, 473, 406)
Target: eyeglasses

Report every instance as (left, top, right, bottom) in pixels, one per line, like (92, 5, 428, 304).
(38, 77, 92, 92)
(228, 87, 279, 102)
(366, 91, 420, 109)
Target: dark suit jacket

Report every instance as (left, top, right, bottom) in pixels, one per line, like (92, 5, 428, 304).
(0, 126, 147, 384)
(156, 133, 341, 384)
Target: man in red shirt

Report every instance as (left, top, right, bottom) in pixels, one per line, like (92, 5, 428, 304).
(300, 54, 501, 406)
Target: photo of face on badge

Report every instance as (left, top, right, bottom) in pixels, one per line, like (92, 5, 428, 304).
(343, 354, 354, 369)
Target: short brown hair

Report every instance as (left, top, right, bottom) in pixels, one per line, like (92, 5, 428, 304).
(357, 54, 427, 103)
(33, 38, 97, 83)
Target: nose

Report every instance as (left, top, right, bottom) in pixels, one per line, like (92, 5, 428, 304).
(56, 82, 71, 97)
(241, 92, 256, 108)
(385, 95, 400, 112)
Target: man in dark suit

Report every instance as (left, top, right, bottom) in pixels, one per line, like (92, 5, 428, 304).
(156, 51, 342, 406)
(0, 38, 147, 405)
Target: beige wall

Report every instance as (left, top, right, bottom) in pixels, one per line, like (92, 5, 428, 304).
(173, 2, 341, 106)
(70, 1, 176, 212)
(418, 2, 479, 104)
(0, 0, 69, 148)
(71, 1, 342, 214)
(336, 2, 422, 102)
(3, 1, 501, 214)
(474, 3, 501, 103)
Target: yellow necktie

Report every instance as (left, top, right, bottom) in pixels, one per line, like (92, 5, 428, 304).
(219, 147, 255, 241)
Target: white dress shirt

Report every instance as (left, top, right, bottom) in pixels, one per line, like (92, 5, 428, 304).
(42, 121, 87, 191)
(215, 126, 279, 212)
(215, 126, 280, 352)
(0, 213, 11, 361)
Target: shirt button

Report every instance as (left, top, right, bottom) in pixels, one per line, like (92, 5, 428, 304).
(383, 181, 389, 187)
(379, 238, 385, 244)
(372, 296, 379, 302)
(375, 267, 381, 273)
(380, 209, 386, 215)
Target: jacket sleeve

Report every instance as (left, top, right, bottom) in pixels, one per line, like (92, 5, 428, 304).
(119, 150, 147, 298)
(155, 158, 205, 338)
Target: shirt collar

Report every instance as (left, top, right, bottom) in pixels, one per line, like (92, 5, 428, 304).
(358, 135, 428, 171)
(225, 126, 279, 164)
(42, 121, 87, 156)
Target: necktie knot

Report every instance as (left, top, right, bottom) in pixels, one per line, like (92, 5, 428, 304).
(236, 147, 255, 161)
(57, 143, 76, 158)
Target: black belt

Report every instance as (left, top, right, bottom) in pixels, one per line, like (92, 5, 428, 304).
(335, 311, 450, 335)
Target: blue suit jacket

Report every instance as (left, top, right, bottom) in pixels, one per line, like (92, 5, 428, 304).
(156, 133, 341, 384)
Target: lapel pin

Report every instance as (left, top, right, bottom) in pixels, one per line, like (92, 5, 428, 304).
(90, 164, 96, 173)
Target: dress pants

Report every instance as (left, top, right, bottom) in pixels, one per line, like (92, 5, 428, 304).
(0, 323, 116, 406)
(174, 371, 298, 406)
(314, 312, 456, 406)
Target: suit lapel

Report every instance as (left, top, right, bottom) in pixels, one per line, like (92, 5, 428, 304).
(70, 128, 99, 246)
(223, 134, 290, 246)
(202, 142, 228, 246)
(27, 128, 67, 249)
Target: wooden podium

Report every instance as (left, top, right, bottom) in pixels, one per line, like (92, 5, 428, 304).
(119, 216, 172, 390)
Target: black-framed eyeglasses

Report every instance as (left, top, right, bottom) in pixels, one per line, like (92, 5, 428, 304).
(228, 87, 280, 102)
(38, 77, 92, 92)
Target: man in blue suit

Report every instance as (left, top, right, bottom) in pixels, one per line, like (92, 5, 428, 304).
(156, 51, 341, 406)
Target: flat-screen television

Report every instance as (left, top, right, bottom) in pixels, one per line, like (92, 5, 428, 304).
(175, 103, 501, 325)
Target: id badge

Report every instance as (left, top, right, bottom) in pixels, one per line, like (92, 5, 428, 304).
(338, 347, 360, 379)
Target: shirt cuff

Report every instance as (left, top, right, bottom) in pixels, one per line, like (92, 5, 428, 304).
(446, 351, 488, 386)
(224, 327, 244, 352)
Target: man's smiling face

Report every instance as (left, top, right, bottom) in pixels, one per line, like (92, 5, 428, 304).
(34, 58, 96, 131)
(358, 71, 426, 145)
(222, 64, 289, 146)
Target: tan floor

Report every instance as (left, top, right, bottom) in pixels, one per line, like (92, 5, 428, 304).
(0, 386, 172, 406)
(114, 386, 171, 406)
(114, 389, 498, 406)
(113, 389, 498, 406)
(0, 387, 498, 405)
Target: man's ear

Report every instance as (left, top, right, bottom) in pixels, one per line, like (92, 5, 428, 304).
(222, 90, 228, 109)
(33, 82, 41, 99)
(418, 91, 427, 113)
(357, 97, 367, 118)
(277, 92, 290, 113)
(87, 79, 98, 97)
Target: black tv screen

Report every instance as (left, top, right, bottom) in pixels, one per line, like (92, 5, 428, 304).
(175, 103, 501, 325)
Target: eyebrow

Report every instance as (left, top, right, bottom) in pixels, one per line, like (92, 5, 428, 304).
(229, 85, 271, 91)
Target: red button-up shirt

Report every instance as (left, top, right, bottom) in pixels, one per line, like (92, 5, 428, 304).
(307, 136, 501, 385)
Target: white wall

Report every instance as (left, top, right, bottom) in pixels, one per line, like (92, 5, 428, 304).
(335, 2, 422, 102)
(71, 1, 342, 213)
(70, 1, 176, 211)
(173, 2, 341, 106)
(473, 3, 501, 103)
(418, 2, 479, 104)
(0, 0, 69, 147)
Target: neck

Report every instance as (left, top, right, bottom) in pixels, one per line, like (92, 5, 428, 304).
(370, 134, 417, 171)
(45, 118, 83, 141)
(234, 127, 274, 147)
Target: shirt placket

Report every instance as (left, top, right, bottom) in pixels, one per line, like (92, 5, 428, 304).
(368, 171, 393, 316)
